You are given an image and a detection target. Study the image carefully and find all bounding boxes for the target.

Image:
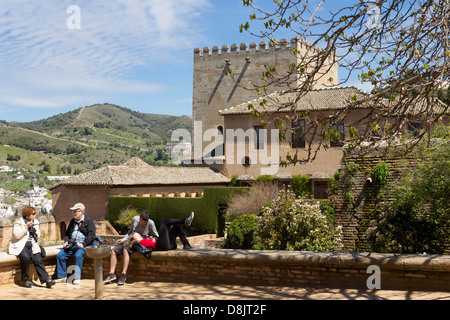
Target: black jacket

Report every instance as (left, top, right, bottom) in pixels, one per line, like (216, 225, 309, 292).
(64, 216, 96, 247)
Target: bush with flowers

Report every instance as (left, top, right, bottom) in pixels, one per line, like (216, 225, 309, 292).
(254, 190, 342, 251)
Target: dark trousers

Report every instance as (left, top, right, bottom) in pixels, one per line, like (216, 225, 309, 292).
(155, 218, 189, 251)
(18, 241, 50, 283)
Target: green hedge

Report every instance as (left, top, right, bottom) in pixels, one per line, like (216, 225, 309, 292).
(291, 174, 311, 197)
(108, 187, 248, 235)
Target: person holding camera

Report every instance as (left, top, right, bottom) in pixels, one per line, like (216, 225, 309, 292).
(55, 203, 96, 284)
(9, 206, 55, 288)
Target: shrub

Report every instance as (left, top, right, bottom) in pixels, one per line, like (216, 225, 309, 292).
(318, 200, 336, 226)
(254, 190, 342, 251)
(227, 182, 280, 217)
(114, 205, 138, 234)
(366, 126, 449, 254)
(222, 214, 258, 249)
(290, 174, 311, 197)
(373, 161, 390, 184)
(254, 175, 274, 184)
(108, 187, 248, 235)
(228, 174, 239, 187)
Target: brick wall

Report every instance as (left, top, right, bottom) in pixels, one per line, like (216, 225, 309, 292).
(0, 218, 120, 250)
(0, 216, 59, 248)
(334, 152, 418, 251)
(2, 246, 449, 292)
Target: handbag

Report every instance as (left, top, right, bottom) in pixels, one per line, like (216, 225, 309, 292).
(39, 245, 46, 258)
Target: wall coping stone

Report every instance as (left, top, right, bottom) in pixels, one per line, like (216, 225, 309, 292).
(1, 246, 448, 272)
(2, 246, 449, 290)
(145, 249, 450, 272)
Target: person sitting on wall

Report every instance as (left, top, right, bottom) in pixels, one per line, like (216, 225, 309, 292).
(55, 203, 96, 285)
(9, 206, 56, 288)
(103, 210, 159, 286)
(126, 211, 195, 258)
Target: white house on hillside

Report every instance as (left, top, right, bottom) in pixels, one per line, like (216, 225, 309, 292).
(0, 166, 15, 173)
(25, 186, 49, 207)
(0, 204, 14, 218)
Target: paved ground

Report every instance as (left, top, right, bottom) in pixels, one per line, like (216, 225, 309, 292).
(0, 279, 449, 300)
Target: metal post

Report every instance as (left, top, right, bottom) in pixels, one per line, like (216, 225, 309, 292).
(94, 259, 103, 300)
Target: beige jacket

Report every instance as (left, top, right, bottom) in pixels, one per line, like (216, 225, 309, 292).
(9, 218, 42, 256)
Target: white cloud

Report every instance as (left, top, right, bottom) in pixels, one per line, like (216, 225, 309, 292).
(0, 96, 61, 109)
(0, 0, 210, 112)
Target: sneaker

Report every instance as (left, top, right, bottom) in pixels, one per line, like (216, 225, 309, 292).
(185, 212, 194, 226)
(54, 277, 67, 283)
(72, 279, 81, 285)
(183, 244, 193, 250)
(21, 280, 33, 288)
(103, 273, 116, 283)
(45, 279, 56, 288)
(118, 273, 126, 286)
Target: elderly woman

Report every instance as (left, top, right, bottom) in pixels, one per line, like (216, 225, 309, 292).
(9, 206, 55, 288)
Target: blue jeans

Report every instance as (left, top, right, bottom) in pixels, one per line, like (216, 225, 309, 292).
(56, 246, 86, 280)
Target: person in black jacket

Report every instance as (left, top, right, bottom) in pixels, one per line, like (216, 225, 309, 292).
(55, 203, 96, 284)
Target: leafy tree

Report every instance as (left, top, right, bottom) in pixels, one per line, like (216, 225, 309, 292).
(238, 0, 449, 162)
(366, 125, 449, 253)
(43, 163, 51, 173)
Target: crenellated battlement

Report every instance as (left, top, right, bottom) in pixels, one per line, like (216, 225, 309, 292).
(194, 37, 324, 57)
(192, 36, 339, 159)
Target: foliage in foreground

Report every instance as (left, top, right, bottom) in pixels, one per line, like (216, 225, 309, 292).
(254, 190, 342, 251)
(222, 214, 258, 249)
(224, 189, 342, 252)
(366, 126, 450, 254)
(226, 182, 280, 217)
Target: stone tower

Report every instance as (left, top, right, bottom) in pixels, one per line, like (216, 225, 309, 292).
(192, 37, 338, 161)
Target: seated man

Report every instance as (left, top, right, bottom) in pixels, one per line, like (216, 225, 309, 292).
(127, 211, 195, 257)
(55, 203, 96, 284)
(103, 210, 159, 285)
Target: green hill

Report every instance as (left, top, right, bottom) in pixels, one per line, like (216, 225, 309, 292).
(0, 103, 192, 173)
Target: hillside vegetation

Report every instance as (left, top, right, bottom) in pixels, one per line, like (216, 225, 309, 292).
(0, 103, 192, 174)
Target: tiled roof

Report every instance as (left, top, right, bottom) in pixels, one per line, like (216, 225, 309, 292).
(218, 87, 371, 115)
(49, 158, 230, 189)
(218, 86, 447, 116)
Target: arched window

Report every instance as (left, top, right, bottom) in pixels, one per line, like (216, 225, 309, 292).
(242, 156, 251, 167)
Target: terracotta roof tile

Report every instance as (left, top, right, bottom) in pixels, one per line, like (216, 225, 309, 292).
(218, 87, 371, 115)
(49, 157, 230, 189)
(218, 86, 447, 116)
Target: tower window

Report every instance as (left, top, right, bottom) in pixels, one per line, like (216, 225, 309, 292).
(292, 120, 305, 148)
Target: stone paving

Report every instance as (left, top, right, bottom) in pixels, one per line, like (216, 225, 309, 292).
(0, 279, 449, 300)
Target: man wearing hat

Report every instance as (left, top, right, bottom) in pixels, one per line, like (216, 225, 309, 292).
(55, 203, 96, 284)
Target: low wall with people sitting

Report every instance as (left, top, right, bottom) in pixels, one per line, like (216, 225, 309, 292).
(1, 244, 449, 292)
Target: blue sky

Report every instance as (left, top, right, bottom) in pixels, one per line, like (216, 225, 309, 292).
(0, 0, 369, 123)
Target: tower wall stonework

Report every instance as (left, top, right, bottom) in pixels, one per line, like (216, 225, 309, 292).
(192, 38, 338, 160)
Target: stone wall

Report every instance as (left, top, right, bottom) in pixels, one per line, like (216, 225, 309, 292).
(1, 246, 449, 292)
(334, 152, 415, 251)
(333, 150, 449, 253)
(192, 38, 338, 161)
(0, 218, 120, 250)
(0, 215, 58, 248)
